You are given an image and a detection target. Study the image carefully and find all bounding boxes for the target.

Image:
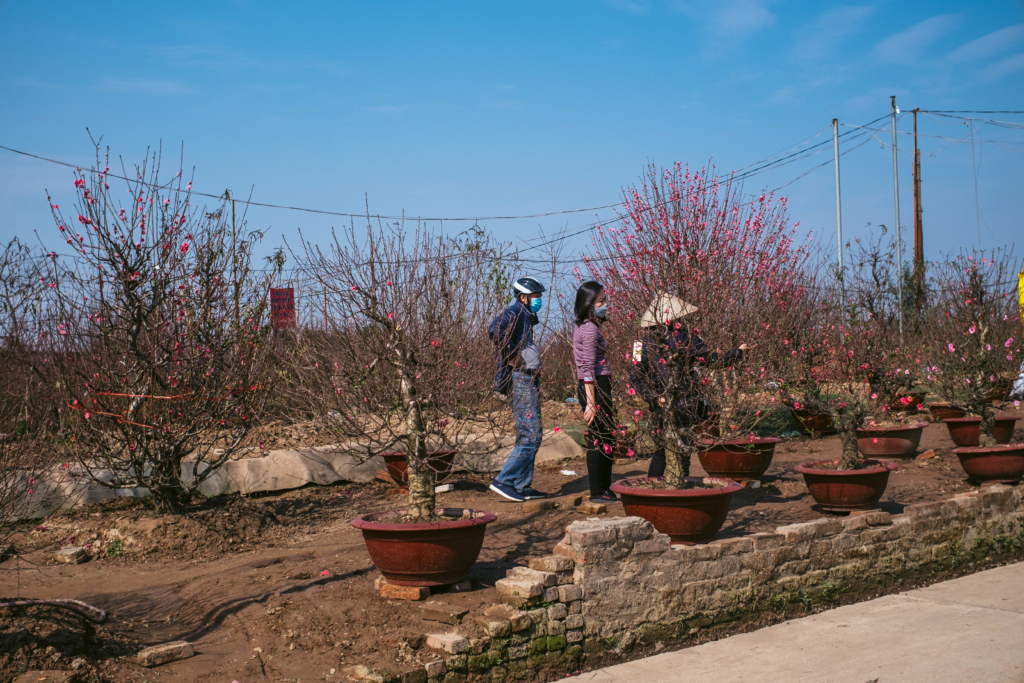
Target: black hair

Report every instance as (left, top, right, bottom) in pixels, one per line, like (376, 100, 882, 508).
(574, 280, 604, 326)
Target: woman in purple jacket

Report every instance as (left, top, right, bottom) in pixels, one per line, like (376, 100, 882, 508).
(572, 281, 616, 503)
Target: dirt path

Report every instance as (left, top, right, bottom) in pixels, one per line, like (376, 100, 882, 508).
(1, 414, 1020, 682)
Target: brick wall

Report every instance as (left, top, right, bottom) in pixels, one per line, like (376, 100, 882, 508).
(418, 485, 1024, 683)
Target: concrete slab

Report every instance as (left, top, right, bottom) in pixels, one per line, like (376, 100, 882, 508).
(572, 562, 1024, 683)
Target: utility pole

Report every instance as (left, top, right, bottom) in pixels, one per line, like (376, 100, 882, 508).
(225, 189, 239, 329)
(832, 119, 845, 320)
(912, 108, 925, 311)
(890, 96, 904, 338)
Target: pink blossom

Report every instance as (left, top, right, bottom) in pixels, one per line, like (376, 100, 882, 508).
(1006, 338, 1014, 348)
(948, 343, 955, 352)
(84, 412, 90, 419)
(553, 426, 561, 433)
(626, 448, 634, 456)
(627, 388, 636, 396)
(870, 393, 877, 399)
(180, 243, 189, 254)
(916, 404, 923, 410)
(432, 339, 439, 347)
(968, 325, 976, 334)
(320, 570, 330, 577)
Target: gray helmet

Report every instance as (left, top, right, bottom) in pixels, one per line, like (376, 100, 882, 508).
(513, 276, 546, 296)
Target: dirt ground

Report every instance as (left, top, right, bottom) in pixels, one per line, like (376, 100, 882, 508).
(1, 409, 1022, 683)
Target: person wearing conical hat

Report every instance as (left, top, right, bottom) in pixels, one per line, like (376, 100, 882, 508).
(629, 293, 748, 478)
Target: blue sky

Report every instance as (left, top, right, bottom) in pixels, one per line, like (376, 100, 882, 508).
(1, 0, 1023, 280)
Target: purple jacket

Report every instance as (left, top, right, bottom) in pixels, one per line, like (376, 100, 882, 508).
(573, 320, 611, 383)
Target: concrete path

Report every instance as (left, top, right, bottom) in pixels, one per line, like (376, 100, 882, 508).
(573, 562, 1024, 683)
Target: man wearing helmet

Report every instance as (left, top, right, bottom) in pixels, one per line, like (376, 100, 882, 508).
(487, 277, 549, 502)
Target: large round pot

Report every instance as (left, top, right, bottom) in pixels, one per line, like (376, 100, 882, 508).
(381, 450, 457, 485)
(351, 508, 496, 586)
(856, 421, 928, 457)
(943, 416, 1019, 447)
(609, 476, 741, 545)
(795, 459, 898, 513)
(696, 437, 782, 481)
(953, 444, 1024, 483)
(928, 403, 966, 423)
(790, 408, 837, 436)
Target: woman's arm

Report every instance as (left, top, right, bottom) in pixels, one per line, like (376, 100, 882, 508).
(584, 382, 598, 424)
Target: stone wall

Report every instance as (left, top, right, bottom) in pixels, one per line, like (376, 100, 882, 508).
(417, 485, 1024, 683)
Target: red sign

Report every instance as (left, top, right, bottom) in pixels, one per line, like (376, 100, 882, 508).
(270, 288, 296, 329)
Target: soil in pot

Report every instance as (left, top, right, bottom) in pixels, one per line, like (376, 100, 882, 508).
(696, 437, 782, 481)
(953, 444, 1024, 483)
(856, 421, 928, 457)
(927, 403, 967, 423)
(351, 507, 496, 586)
(381, 450, 457, 485)
(609, 476, 741, 545)
(790, 408, 837, 436)
(795, 459, 898, 513)
(943, 416, 1019, 447)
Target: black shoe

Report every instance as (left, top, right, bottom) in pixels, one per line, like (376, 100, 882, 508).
(602, 490, 618, 500)
(522, 487, 548, 500)
(590, 493, 617, 504)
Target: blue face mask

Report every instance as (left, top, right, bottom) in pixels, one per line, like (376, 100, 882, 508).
(593, 305, 608, 319)
(529, 296, 543, 313)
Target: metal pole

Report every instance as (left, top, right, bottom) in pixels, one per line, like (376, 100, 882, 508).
(890, 96, 904, 338)
(832, 119, 845, 319)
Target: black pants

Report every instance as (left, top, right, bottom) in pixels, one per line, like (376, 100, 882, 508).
(646, 401, 709, 478)
(578, 376, 615, 496)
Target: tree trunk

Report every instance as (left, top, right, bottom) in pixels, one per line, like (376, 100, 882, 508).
(402, 371, 436, 521)
(836, 410, 862, 470)
(978, 411, 998, 448)
(149, 485, 183, 515)
(662, 403, 691, 489)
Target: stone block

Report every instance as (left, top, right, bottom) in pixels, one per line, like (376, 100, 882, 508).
(522, 500, 555, 514)
(552, 542, 574, 559)
(527, 608, 547, 624)
(445, 654, 467, 670)
(495, 577, 544, 600)
(507, 566, 558, 588)
(751, 533, 785, 550)
(566, 629, 584, 644)
(485, 605, 532, 632)
(547, 603, 568, 620)
(508, 644, 528, 659)
(904, 501, 948, 519)
(842, 516, 870, 531)
(548, 619, 566, 635)
(402, 669, 428, 683)
(426, 633, 469, 654)
(449, 580, 473, 593)
(380, 583, 430, 601)
(475, 617, 511, 637)
(544, 586, 560, 602)
(578, 502, 607, 515)
(137, 641, 195, 667)
(713, 537, 753, 554)
(342, 665, 386, 682)
(673, 543, 723, 561)
(557, 584, 583, 602)
(528, 555, 574, 573)
(633, 537, 670, 555)
(421, 602, 468, 625)
(54, 546, 86, 564)
(864, 511, 892, 526)
(564, 614, 584, 630)
(546, 635, 567, 651)
(501, 594, 540, 609)
(425, 660, 447, 678)
(556, 571, 574, 585)
(775, 518, 842, 543)
(568, 600, 582, 615)
(468, 638, 490, 655)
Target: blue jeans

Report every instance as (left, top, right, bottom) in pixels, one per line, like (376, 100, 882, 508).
(497, 371, 543, 492)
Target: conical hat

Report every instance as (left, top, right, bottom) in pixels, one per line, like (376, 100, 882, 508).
(640, 294, 698, 327)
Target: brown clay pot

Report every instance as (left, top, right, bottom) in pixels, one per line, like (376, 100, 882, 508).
(856, 421, 928, 457)
(953, 444, 1024, 483)
(789, 408, 837, 436)
(927, 403, 967, 423)
(943, 416, 1019, 447)
(609, 476, 741, 545)
(381, 450, 457, 485)
(351, 508, 496, 586)
(795, 459, 898, 513)
(696, 437, 782, 481)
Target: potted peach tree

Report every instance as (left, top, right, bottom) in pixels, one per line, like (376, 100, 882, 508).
(925, 249, 1023, 481)
(295, 221, 511, 586)
(585, 163, 811, 543)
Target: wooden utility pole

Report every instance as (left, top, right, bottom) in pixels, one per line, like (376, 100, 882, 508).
(912, 109, 925, 311)
(224, 189, 240, 329)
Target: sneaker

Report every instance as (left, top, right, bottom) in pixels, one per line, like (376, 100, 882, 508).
(601, 490, 619, 500)
(522, 487, 548, 500)
(590, 493, 617, 504)
(489, 480, 525, 502)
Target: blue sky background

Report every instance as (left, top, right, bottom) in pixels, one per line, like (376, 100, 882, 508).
(1, 0, 1023, 281)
